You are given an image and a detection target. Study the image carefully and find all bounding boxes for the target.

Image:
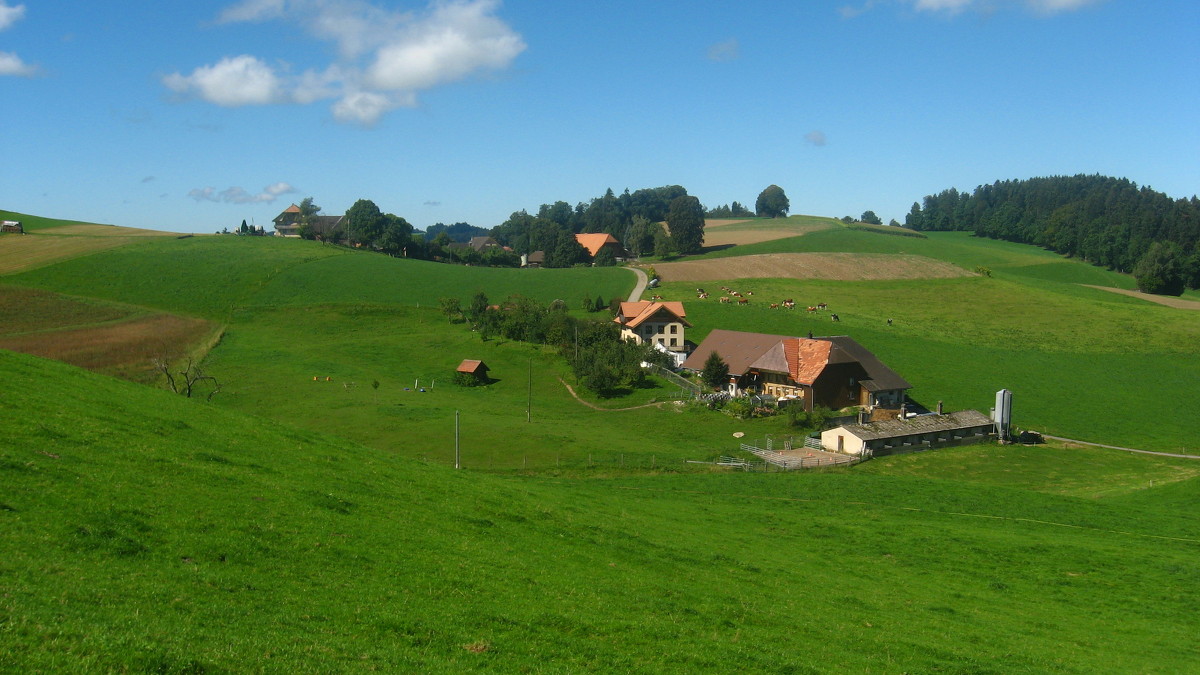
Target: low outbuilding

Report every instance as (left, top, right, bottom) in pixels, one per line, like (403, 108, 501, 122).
(456, 359, 491, 383)
(821, 409, 994, 456)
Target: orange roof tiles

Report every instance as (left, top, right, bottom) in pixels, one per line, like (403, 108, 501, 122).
(616, 301, 689, 328)
(574, 233, 620, 258)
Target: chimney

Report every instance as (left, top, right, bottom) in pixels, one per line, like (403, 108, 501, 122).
(936, 400, 943, 415)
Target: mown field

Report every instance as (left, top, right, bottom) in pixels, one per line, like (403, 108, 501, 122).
(3, 350, 1198, 673)
(0, 209, 178, 275)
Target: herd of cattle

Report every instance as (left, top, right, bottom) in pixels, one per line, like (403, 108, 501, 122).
(681, 286, 832, 313)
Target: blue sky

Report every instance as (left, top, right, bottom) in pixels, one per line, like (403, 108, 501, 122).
(1, 0, 1196, 234)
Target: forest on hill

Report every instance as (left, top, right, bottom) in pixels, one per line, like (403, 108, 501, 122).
(905, 175, 1200, 292)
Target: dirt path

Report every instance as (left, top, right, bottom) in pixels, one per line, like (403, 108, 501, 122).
(558, 378, 667, 411)
(1081, 285, 1200, 310)
(1041, 434, 1198, 459)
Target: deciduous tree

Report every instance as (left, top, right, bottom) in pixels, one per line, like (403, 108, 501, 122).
(755, 185, 789, 218)
(666, 195, 705, 255)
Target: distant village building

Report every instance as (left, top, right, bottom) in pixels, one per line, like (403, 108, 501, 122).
(272, 204, 344, 238)
(1, 220, 23, 234)
(574, 233, 623, 260)
(682, 329, 910, 414)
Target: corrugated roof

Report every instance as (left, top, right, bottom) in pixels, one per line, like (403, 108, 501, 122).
(838, 410, 993, 441)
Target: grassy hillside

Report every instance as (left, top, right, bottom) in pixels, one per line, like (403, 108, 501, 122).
(7, 235, 632, 320)
(3, 350, 1198, 672)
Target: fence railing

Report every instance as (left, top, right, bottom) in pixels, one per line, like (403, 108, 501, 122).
(739, 443, 861, 471)
(644, 364, 702, 395)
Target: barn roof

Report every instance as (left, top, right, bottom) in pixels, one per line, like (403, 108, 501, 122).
(574, 233, 620, 258)
(836, 410, 993, 441)
(682, 330, 910, 390)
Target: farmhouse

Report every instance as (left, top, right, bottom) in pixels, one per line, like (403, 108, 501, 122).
(1, 220, 23, 234)
(574, 233, 623, 260)
(272, 204, 344, 238)
(821, 409, 994, 456)
(681, 329, 910, 414)
(467, 236, 501, 251)
(614, 301, 690, 354)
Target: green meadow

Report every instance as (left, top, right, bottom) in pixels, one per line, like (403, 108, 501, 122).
(3, 351, 1198, 673)
(3, 217, 1199, 671)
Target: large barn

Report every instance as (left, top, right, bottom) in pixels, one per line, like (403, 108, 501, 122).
(681, 330, 910, 415)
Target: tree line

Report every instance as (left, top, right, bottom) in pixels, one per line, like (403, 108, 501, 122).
(441, 292, 670, 397)
(904, 175, 1200, 294)
(289, 182, 792, 268)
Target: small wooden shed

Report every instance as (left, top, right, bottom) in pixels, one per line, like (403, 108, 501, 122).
(456, 359, 490, 382)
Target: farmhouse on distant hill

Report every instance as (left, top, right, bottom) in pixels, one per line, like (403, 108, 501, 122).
(614, 301, 691, 356)
(1, 220, 23, 234)
(467, 236, 500, 251)
(574, 233, 623, 260)
(821, 409, 994, 456)
(273, 204, 344, 238)
(682, 329, 910, 414)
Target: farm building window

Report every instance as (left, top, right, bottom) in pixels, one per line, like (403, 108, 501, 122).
(670, 325, 678, 334)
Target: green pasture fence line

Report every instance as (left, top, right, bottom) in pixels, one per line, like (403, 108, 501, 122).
(419, 451, 740, 473)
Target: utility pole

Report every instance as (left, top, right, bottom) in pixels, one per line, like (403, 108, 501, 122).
(526, 358, 532, 422)
(455, 410, 460, 469)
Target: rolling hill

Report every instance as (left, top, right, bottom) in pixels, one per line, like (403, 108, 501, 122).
(3, 213, 1199, 671)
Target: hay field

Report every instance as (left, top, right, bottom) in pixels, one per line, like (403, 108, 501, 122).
(0, 226, 177, 274)
(654, 252, 973, 282)
(702, 216, 838, 248)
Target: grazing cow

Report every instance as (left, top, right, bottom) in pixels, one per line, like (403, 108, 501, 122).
(807, 306, 817, 313)
(731, 291, 742, 298)
(817, 302, 828, 310)
(783, 299, 795, 309)
(770, 303, 779, 309)
(887, 318, 893, 326)
(720, 296, 731, 304)
(831, 313, 840, 322)
(737, 297, 749, 305)
(651, 294, 663, 300)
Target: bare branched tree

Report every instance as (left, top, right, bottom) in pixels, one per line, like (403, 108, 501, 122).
(154, 357, 221, 401)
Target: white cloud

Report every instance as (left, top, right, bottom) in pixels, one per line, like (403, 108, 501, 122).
(0, 50, 35, 76)
(706, 39, 740, 63)
(0, 1, 24, 31)
(170, 0, 525, 125)
(365, 0, 526, 91)
(217, 0, 285, 23)
(164, 55, 286, 106)
(908, 0, 1104, 14)
(188, 182, 296, 204)
(0, 2, 36, 77)
(1025, 0, 1102, 14)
